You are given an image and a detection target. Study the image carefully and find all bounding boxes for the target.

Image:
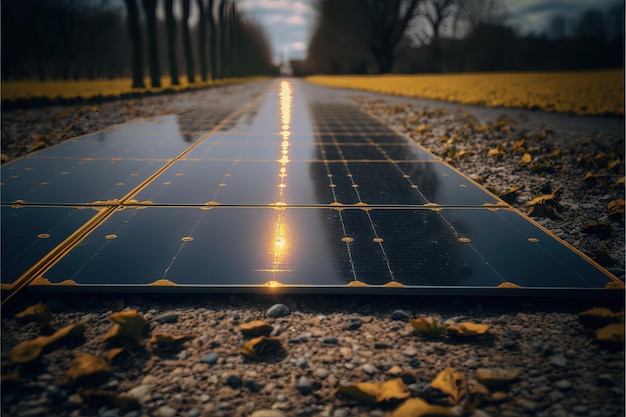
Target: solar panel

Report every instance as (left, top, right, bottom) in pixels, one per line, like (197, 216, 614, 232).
(1, 79, 621, 299)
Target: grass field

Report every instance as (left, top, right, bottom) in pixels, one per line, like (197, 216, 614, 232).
(306, 69, 624, 116)
(1, 76, 261, 102)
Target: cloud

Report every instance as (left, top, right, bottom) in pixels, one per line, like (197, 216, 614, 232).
(238, 0, 314, 61)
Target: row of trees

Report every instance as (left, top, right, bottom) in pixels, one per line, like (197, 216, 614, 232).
(1, 0, 276, 83)
(298, 0, 624, 75)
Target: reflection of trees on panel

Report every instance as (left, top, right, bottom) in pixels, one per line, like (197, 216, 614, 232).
(165, 0, 179, 86)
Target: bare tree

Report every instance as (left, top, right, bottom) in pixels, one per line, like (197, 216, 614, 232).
(123, 0, 145, 88)
(364, 0, 422, 73)
(142, 0, 161, 87)
(164, 0, 179, 85)
(218, 0, 229, 79)
(181, 0, 195, 83)
(207, 0, 218, 79)
(196, 0, 208, 81)
(456, 0, 507, 32)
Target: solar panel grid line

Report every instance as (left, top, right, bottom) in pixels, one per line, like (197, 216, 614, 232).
(1, 93, 271, 303)
(1, 79, 623, 297)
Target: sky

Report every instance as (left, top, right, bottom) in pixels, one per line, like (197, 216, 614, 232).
(237, 0, 620, 63)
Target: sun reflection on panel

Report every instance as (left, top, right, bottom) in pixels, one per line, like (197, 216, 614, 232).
(268, 80, 293, 279)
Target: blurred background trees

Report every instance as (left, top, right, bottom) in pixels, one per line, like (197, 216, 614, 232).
(1, 0, 277, 83)
(299, 0, 624, 75)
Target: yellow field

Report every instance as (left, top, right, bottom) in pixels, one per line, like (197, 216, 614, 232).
(306, 70, 624, 116)
(1, 76, 261, 102)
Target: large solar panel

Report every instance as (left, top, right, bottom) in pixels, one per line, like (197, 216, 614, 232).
(1, 79, 622, 300)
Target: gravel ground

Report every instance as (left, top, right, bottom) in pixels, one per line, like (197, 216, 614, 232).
(1, 80, 624, 417)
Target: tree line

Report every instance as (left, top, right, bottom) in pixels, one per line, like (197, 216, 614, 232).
(295, 0, 624, 75)
(1, 0, 277, 84)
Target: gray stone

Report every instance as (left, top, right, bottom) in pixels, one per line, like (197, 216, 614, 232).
(154, 313, 179, 323)
(296, 376, 313, 395)
(313, 367, 330, 378)
(463, 358, 479, 368)
(249, 411, 287, 417)
(362, 364, 376, 375)
(226, 375, 243, 389)
(549, 354, 568, 368)
(322, 336, 338, 344)
(266, 304, 290, 318)
(126, 384, 152, 403)
(572, 405, 589, 415)
(391, 310, 411, 321)
(187, 409, 201, 417)
(158, 407, 177, 417)
(554, 380, 572, 390)
(294, 357, 308, 368)
(200, 353, 219, 365)
(346, 318, 363, 330)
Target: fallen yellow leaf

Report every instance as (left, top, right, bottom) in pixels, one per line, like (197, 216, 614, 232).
(387, 397, 458, 417)
(102, 310, 146, 344)
(446, 322, 490, 337)
(14, 302, 53, 325)
(595, 323, 625, 344)
(8, 323, 86, 364)
(150, 333, 196, 349)
(336, 378, 410, 404)
(431, 367, 467, 404)
(67, 353, 112, 384)
(240, 336, 283, 358)
(237, 320, 273, 338)
(409, 317, 448, 338)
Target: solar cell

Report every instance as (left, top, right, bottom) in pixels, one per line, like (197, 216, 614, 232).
(1, 79, 621, 298)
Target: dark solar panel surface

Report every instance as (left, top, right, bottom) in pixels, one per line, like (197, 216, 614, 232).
(1, 79, 621, 297)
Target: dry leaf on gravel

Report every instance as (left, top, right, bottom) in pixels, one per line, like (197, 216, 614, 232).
(581, 220, 611, 237)
(595, 323, 625, 345)
(387, 397, 459, 417)
(335, 378, 410, 404)
(608, 199, 625, 219)
(14, 302, 53, 325)
(67, 353, 112, 385)
(150, 333, 196, 350)
(240, 336, 283, 358)
(430, 367, 467, 404)
(79, 389, 141, 413)
(409, 317, 448, 338)
(237, 320, 273, 338)
(446, 322, 490, 337)
(8, 322, 86, 364)
(102, 310, 146, 345)
(475, 368, 521, 388)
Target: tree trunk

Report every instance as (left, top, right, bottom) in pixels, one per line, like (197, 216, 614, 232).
(182, 0, 195, 83)
(218, 0, 229, 79)
(196, 0, 208, 82)
(207, 0, 217, 80)
(142, 0, 161, 88)
(165, 0, 179, 85)
(123, 0, 145, 88)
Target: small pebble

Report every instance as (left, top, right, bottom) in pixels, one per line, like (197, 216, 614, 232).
(346, 318, 363, 330)
(296, 376, 314, 395)
(322, 336, 338, 344)
(157, 406, 177, 417)
(549, 354, 568, 368)
(266, 304, 290, 318)
(554, 380, 572, 390)
(226, 375, 243, 389)
(200, 353, 219, 365)
(154, 313, 179, 323)
(362, 364, 376, 375)
(294, 357, 308, 369)
(391, 310, 411, 321)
